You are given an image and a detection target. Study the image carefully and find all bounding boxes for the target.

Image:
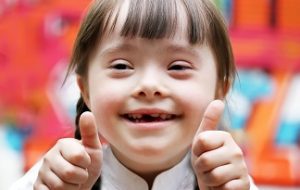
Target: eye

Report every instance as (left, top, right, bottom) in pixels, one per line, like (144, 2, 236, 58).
(168, 61, 192, 71)
(109, 60, 133, 70)
(167, 61, 194, 79)
(108, 59, 134, 78)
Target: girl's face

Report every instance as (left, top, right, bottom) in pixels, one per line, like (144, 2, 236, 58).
(78, 0, 220, 176)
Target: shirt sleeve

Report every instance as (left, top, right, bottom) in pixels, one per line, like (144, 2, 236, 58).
(9, 160, 42, 190)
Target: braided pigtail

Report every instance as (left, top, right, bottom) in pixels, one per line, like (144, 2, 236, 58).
(74, 95, 90, 140)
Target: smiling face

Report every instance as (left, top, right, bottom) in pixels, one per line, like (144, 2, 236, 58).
(76, 0, 225, 176)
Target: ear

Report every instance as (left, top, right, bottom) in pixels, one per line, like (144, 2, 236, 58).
(77, 75, 91, 109)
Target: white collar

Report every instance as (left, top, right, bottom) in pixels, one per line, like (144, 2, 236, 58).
(101, 146, 196, 190)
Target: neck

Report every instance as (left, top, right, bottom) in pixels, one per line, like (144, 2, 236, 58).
(110, 146, 190, 188)
(139, 171, 160, 189)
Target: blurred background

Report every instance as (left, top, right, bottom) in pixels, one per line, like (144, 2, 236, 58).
(0, 0, 299, 189)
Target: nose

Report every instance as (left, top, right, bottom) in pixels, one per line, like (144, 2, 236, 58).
(132, 69, 169, 101)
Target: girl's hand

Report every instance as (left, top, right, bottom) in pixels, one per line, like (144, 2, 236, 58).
(34, 112, 102, 190)
(192, 100, 250, 190)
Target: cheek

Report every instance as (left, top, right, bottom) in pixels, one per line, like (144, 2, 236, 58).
(182, 95, 210, 124)
(88, 75, 127, 113)
(172, 81, 216, 127)
(88, 84, 125, 129)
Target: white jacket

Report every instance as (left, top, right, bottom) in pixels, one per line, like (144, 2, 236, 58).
(10, 146, 258, 190)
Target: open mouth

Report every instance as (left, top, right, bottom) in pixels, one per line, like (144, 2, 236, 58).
(122, 113, 178, 123)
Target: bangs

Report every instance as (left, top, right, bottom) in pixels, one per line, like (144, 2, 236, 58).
(121, 0, 178, 40)
(104, 0, 212, 44)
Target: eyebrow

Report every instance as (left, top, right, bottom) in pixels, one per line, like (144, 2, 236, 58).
(99, 43, 137, 56)
(165, 44, 199, 58)
(99, 41, 200, 58)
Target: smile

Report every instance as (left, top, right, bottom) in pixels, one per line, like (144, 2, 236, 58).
(122, 113, 178, 123)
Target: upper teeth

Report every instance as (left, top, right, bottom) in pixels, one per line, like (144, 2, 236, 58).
(150, 114, 160, 117)
(129, 114, 142, 119)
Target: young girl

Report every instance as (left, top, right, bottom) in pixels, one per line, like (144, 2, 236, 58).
(11, 0, 258, 189)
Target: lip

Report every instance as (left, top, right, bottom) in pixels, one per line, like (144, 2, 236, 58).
(122, 108, 177, 115)
(120, 108, 181, 130)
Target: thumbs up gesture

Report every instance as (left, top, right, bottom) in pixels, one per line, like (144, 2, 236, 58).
(191, 100, 250, 190)
(34, 112, 102, 190)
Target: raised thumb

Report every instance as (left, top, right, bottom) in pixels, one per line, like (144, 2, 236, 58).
(79, 111, 101, 149)
(197, 100, 225, 134)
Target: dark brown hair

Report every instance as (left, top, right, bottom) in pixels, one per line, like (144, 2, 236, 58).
(69, 0, 235, 84)
(68, 0, 235, 188)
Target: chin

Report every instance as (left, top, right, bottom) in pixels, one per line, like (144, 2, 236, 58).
(131, 143, 185, 161)
(127, 142, 167, 157)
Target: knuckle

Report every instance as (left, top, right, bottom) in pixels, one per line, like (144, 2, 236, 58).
(70, 151, 90, 168)
(196, 133, 209, 147)
(80, 170, 89, 183)
(81, 170, 89, 182)
(222, 178, 250, 190)
(220, 182, 234, 190)
(61, 166, 77, 181)
(37, 169, 44, 179)
(222, 186, 232, 190)
(72, 149, 86, 162)
(232, 147, 244, 160)
(209, 169, 222, 183)
(43, 156, 51, 165)
(37, 163, 49, 179)
(194, 154, 211, 175)
(198, 154, 211, 167)
(50, 181, 65, 190)
(193, 161, 201, 175)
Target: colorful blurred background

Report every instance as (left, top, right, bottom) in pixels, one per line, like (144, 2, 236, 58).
(0, 0, 299, 189)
